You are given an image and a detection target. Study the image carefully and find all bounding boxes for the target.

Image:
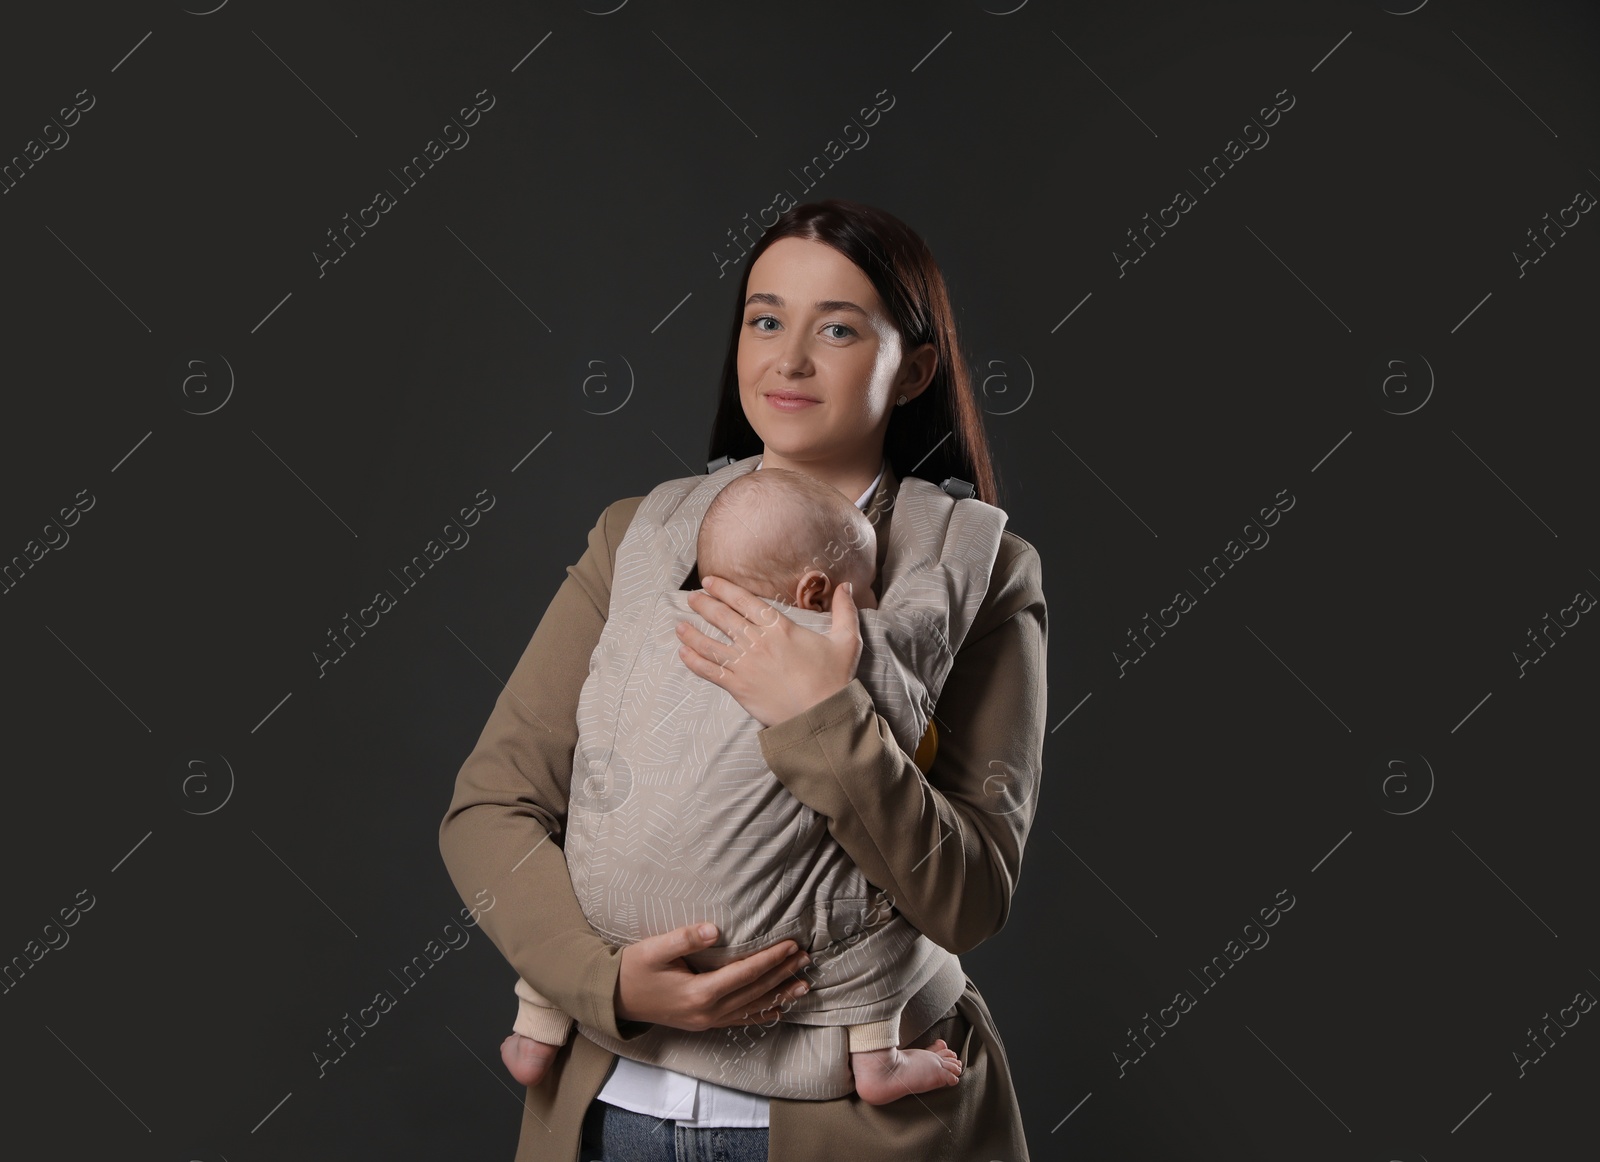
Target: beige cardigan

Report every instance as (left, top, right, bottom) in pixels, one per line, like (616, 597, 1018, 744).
(438, 461, 1046, 1160)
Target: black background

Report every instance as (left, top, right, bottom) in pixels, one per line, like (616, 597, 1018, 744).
(1, 1, 1595, 1159)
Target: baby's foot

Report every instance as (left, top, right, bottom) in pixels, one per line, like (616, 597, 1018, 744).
(850, 1038, 963, 1106)
(500, 1032, 560, 1087)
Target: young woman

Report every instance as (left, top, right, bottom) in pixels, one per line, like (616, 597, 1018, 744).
(440, 198, 1047, 1161)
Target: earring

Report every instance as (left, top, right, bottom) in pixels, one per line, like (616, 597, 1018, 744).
(896, 394, 907, 406)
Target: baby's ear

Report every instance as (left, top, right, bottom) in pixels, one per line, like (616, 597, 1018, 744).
(795, 568, 833, 611)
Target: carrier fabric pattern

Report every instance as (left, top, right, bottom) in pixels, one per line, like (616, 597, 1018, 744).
(565, 454, 1008, 1098)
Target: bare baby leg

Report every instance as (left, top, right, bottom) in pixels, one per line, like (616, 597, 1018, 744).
(849, 1037, 963, 1105)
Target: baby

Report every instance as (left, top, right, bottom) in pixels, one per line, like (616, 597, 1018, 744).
(500, 465, 962, 1105)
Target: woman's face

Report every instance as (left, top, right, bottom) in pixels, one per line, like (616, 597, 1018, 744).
(736, 237, 929, 472)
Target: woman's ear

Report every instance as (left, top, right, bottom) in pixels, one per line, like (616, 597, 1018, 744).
(899, 342, 938, 401)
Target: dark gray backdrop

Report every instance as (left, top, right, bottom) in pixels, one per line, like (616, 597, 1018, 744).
(1, 1, 1595, 1159)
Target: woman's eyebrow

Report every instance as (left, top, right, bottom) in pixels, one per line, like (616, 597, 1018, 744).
(744, 291, 868, 317)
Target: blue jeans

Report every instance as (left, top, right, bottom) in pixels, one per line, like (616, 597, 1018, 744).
(578, 1098, 769, 1161)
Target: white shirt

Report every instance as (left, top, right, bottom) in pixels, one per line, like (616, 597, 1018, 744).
(594, 455, 887, 1127)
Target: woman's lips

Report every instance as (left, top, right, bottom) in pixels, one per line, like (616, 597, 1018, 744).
(765, 392, 819, 411)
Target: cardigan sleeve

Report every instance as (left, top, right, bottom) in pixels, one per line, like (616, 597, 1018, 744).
(438, 495, 650, 1043)
(756, 533, 1047, 955)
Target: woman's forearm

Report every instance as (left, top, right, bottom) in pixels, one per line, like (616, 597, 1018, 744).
(438, 498, 653, 1041)
(757, 537, 1047, 954)
(442, 812, 642, 1039)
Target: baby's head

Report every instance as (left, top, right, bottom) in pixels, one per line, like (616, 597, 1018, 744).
(697, 467, 879, 612)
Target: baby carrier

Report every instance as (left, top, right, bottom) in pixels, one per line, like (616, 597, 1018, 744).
(564, 452, 1008, 1098)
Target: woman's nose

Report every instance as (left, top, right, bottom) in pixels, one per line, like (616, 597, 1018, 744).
(777, 335, 812, 374)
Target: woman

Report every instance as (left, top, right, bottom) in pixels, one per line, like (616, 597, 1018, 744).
(439, 199, 1047, 1161)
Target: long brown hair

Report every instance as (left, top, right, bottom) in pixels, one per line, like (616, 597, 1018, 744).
(706, 199, 1001, 507)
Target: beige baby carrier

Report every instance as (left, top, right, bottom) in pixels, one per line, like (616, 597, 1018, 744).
(565, 452, 1007, 1098)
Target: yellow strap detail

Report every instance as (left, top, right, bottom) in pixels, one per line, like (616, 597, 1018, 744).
(912, 718, 938, 773)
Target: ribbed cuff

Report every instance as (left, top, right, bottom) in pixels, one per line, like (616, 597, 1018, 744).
(846, 1017, 901, 1053)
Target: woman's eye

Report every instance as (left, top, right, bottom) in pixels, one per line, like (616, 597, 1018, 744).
(746, 316, 853, 339)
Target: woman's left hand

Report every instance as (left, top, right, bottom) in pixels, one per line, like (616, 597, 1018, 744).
(676, 575, 863, 728)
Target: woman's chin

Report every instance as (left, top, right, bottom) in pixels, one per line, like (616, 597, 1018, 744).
(751, 434, 811, 460)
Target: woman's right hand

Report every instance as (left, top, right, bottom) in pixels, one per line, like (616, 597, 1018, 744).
(615, 923, 812, 1031)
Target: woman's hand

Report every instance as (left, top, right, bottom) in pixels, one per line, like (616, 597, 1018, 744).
(676, 575, 863, 728)
(616, 923, 813, 1031)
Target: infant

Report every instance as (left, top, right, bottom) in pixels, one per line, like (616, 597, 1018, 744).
(500, 465, 962, 1105)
